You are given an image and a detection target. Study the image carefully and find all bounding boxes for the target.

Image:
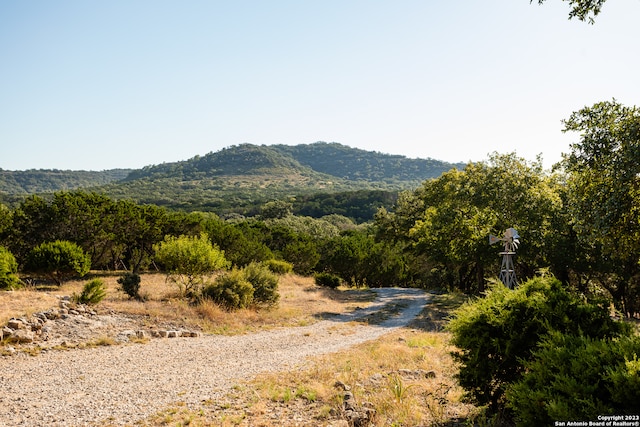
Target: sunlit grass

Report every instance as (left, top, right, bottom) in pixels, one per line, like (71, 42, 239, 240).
(132, 293, 477, 427)
(2, 273, 375, 337)
(3, 271, 477, 426)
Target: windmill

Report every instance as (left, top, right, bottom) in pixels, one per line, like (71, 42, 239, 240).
(489, 228, 520, 289)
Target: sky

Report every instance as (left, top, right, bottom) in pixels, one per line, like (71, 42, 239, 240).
(1, 1, 639, 171)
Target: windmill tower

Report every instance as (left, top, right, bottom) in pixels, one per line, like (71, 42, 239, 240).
(489, 228, 520, 289)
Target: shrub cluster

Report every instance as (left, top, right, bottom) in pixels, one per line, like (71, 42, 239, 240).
(447, 276, 637, 424)
(202, 262, 280, 310)
(153, 233, 229, 299)
(507, 331, 640, 424)
(263, 259, 293, 275)
(314, 272, 341, 289)
(0, 246, 22, 290)
(25, 240, 91, 285)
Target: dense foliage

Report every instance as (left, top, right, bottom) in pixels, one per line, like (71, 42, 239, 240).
(203, 268, 254, 309)
(0, 169, 130, 194)
(0, 246, 21, 289)
(376, 152, 564, 293)
(0, 101, 637, 318)
(242, 262, 280, 307)
(154, 233, 229, 299)
(272, 142, 464, 183)
(507, 331, 640, 424)
(447, 276, 627, 411)
(0, 143, 455, 218)
(24, 240, 91, 285)
(562, 100, 640, 317)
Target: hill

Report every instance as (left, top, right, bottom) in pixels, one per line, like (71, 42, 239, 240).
(0, 142, 464, 217)
(0, 169, 131, 194)
(271, 142, 464, 183)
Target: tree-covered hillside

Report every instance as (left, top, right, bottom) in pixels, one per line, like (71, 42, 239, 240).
(271, 142, 465, 183)
(122, 144, 317, 181)
(0, 169, 131, 194)
(0, 142, 463, 216)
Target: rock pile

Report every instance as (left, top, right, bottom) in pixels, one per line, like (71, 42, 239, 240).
(334, 380, 376, 427)
(1, 296, 201, 351)
(1, 296, 94, 344)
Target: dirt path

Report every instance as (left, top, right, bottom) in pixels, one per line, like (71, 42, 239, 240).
(0, 288, 430, 426)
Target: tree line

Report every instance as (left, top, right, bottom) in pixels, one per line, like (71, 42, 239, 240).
(1, 100, 638, 317)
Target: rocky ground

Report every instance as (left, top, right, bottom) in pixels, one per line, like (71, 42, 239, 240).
(0, 288, 431, 426)
(1, 295, 202, 355)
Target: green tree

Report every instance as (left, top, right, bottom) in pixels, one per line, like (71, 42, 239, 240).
(260, 200, 293, 219)
(562, 100, 640, 316)
(49, 191, 119, 269)
(154, 233, 229, 299)
(8, 195, 57, 262)
(0, 246, 22, 289)
(0, 203, 11, 242)
(403, 153, 562, 292)
(534, 0, 607, 23)
(115, 201, 170, 272)
(320, 230, 373, 287)
(25, 240, 91, 285)
(201, 216, 273, 267)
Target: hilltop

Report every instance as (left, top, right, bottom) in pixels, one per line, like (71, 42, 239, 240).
(1, 142, 464, 216)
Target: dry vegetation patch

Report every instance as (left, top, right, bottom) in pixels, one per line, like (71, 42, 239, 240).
(1, 273, 375, 349)
(2, 274, 477, 425)
(136, 293, 477, 427)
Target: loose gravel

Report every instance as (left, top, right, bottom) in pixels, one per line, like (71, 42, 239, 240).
(0, 288, 430, 427)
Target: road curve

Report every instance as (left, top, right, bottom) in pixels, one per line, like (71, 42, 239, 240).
(0, 288, 430, 426)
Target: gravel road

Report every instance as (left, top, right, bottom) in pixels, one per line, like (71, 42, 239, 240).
(0, 288, 430, 426)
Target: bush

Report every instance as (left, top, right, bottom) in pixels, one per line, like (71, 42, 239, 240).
(117, 272, 142, 300)
(73, 279, 106, 305)
(447, 276, 627, 411)
(0, 246, 22, 290)
(243, 262, 280, 307)
(314, 272, 341, 289)
(25, 240, 91, 285)
(154, 233, 229, 300)
(263, 259, 293, 275)
(202, 269, 254, 309)
(507, 332, 640, 425)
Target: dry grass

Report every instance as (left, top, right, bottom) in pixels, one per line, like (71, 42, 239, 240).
(3, 274, 477, 425)
(136, 293, 478, 427)
(1, 272, 375, 335)
(0, 288, 60, 325)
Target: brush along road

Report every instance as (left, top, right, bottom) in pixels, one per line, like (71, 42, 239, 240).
(0, 287, 430, 426)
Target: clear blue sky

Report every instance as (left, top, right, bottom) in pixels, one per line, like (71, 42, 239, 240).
(1, 1, 639, 171)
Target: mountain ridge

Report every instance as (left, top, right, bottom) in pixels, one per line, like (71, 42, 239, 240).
(1, 142, 465, 214)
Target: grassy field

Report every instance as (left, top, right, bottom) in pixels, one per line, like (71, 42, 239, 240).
(1, 273, 478, 426)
